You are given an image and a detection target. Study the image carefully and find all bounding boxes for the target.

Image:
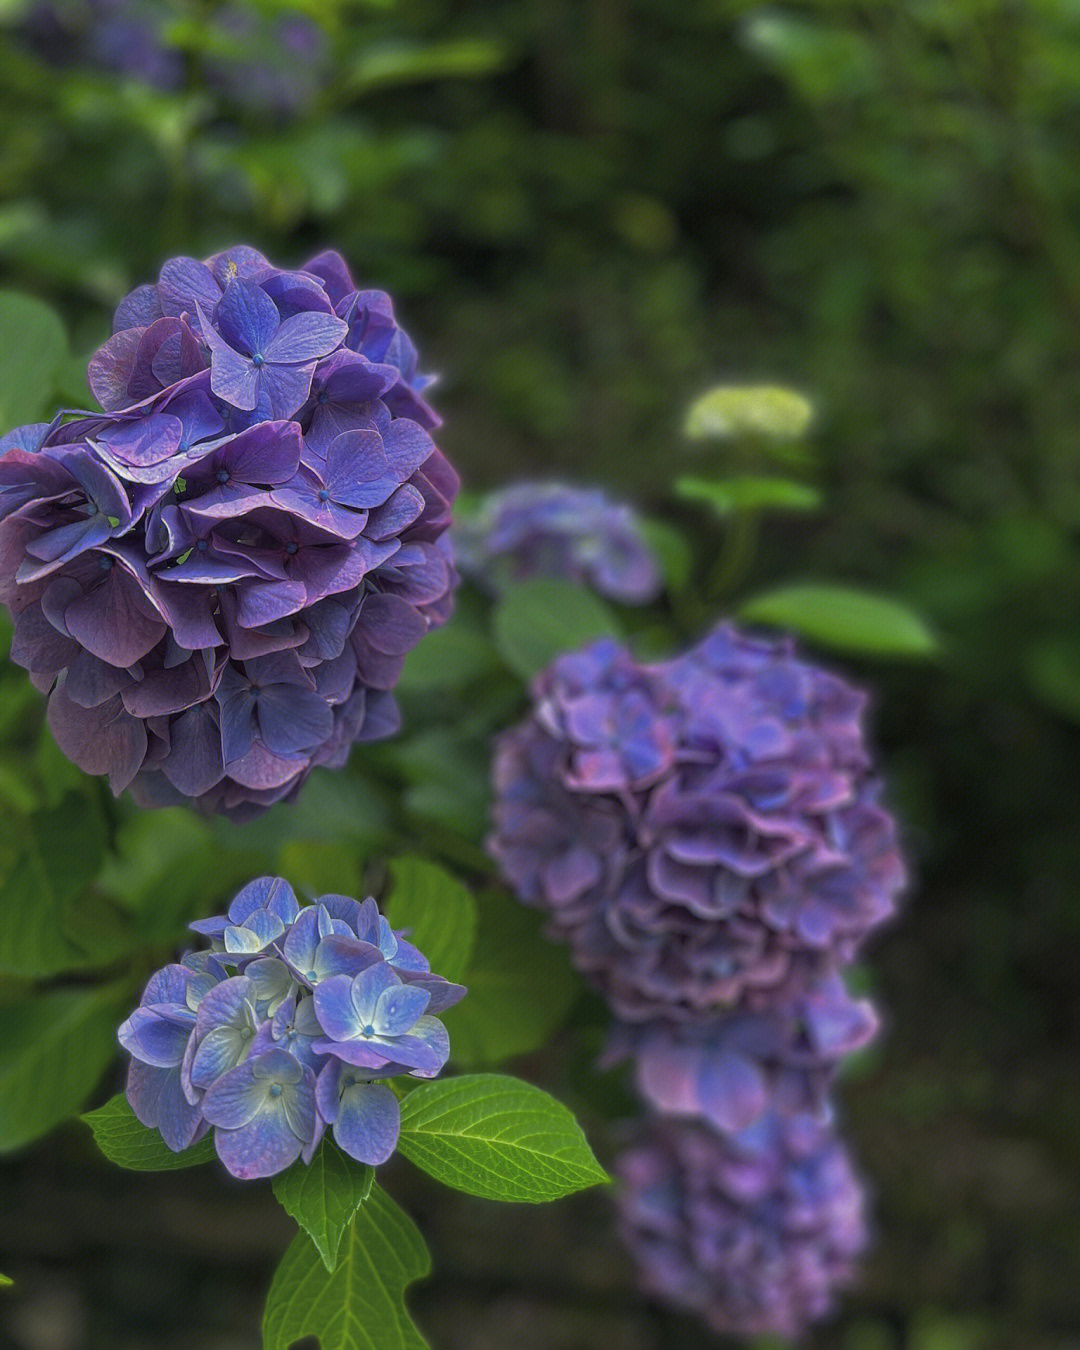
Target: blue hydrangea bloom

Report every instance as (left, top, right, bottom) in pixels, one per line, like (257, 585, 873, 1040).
(490, 626, 905, 1021)
(615, 1114, 867, 1339)
(454, 482, 662, 604)
(0, 246, 457, 819)
(117, 877, 466, 1178)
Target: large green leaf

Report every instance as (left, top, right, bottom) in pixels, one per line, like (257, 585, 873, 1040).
(384, 857, 477, 985)
(82, 1094, 217, 1171)
(262, 1183, 430, 1350)
(739, 584, 939, 658)
(676, 474, 821, 516)
(492, 579, 622, 681)
(272, 1142, 374, 1274)
(0, 793, 109, 977)
(444, 893, 579, 1067)
(397, 1073, 607, 1203)
(0, 983, 125, 1153)
(0, 290, 68, 427)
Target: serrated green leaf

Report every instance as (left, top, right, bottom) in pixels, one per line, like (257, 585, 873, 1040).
(444, 893, 578, 1068)
(384, 857, 477, 985)
(676, 474, 822, 516)
(0, 983, 125, 1153)
(272, 1142, 374, 1273)
(0, 290, 68, 427)
(81, 1093, 217, 1170)
(397, 1073, 607, 1203)
(739, 584, 939, 658)
(492, 579, 622, 681)
(0, 793, 108, 977)
(262, 1183, 430, 1350)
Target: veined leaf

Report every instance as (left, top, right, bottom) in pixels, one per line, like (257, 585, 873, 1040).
(493, 579, 621, 681)
(739, 583, 939, 658)
(385, 857, 477, 985)
(272, 1142, 374, 1274)
(82, 1094, 217, 1171)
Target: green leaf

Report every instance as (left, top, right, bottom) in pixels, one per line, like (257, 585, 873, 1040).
(684, 383, 814, 442)
(638, 516, 693, 591)
(0, 290, 68, 427)
(492, 579, 622, 681)
(1025, 637, 1080, 723)
(739, 584, 939, 658)
(676, 474, 822, 516)
(0, 793, 109, 977)
(82, 1093, 216, 1170)
(444, 893, 579, 1067)
(351, 39, 507, 95)
(397, 618, 500, 693)
(397, 1073, 608, 1203)
(262, 1183, 430, 1350)
(384, 858, 477, 985)
(0, 1274, 11, 1287)
(272, 1142, 374, 1274)
(0, 983, 125, 1153)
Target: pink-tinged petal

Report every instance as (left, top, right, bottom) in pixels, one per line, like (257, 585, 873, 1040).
(64, 567, 166, 668)
(264, 311, 347, 363)
(225, 740, 306, 791)
(224, 421, 302, 485)
(357, 592, 426, 656)
(697, 1052, 769, 1134)
(636, 1043, 706, 1117)
(88, 328, 144, 410)
(159, 256, 221, 323)
(48, 686, 148, 792)
(333, 1083, 400, 1165)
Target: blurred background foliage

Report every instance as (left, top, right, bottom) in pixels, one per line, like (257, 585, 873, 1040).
(0, 1, 1079, 1348)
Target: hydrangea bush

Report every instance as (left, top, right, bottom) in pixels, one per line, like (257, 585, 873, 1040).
(118, 877, 465, 1176)
(0, 245, 457, 818)
(616, 1113, 867, 1340)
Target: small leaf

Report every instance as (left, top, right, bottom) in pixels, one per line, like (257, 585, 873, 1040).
(397, 1073, 608, 1203)
(444, 894, 579, 1068)
(676, 474, 821, 516)
(385, 858, 477, 985)
(0, 983, 126, 1153)
(0, 290, 68, 427)
(684, 383, 814, 442)
(492, 579, 622, 681)
(739, 584, 938, 658)
(262, 1183, 431, 1350)
(351, 39, 507, 95)
(0, 1274, 11, 1287)
(272, 1141, 374, 1274)
(82, 1093, 217, 1171)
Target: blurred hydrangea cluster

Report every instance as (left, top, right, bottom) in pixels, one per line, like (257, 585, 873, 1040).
(22, 1, 331, 116)
(0, 244, 457, 818)
(615, 1113, 867, 1339)
(118, 877, 465, 1179)
(454, 482, 661, 604)
(491, 622, 903, 1335)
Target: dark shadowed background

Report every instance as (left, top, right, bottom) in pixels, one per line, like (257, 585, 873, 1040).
(0, 3, 1078, 1348)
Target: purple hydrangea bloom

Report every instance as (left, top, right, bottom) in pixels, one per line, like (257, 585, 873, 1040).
(455, 482, 661, 604)
(118, 878, 466, 1179)
(615, 1114, 867, 1340)
(0, 246, 457, 819)
(490, 627, 905, 1021)
(603, 973, 878, 1135)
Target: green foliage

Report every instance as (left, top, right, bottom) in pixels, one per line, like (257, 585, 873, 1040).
(492, 579, 621, 680)
(82, 1094, 217, 1171)
(272, 1143, 374, 1274)
(385, 857, 477, 985)
(397, 1073, 607, 1203)
(263, 1183, 430, 1350)
(444, 891, 579, 1068)
(739, 584, 939, 659)
(0, 983, 126, 1152)
(677, 474, 821, 516)
(0, 290, 67, 425)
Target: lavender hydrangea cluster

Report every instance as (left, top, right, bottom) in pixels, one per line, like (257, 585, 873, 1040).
(454, 483, 661, 604)
(118, 877, 465, 1179)
(0, 245, 457, 818)
(490, 626, 904, 1028)
(615, 1113, 867, 1340)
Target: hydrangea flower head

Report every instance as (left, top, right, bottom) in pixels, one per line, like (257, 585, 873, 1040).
(0, 246, 457, 819)
(455, 483, 661, 604)
(616, 1114, 867, 1339)
(117, 877, 466, 1178)
(490, 626, 905, 1021)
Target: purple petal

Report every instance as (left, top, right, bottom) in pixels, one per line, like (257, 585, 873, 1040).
(118, 1004, 195, 1067)
(264, 310, 347, 363)
(372, 984, 430, 1037)
(312, 974, 362, 1041)
(333, 1082, 400, 1165)
(214, 279, 281, 356)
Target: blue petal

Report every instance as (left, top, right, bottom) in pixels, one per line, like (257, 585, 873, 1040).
(395, 1015, 450, 1078)
(333, 1083, 400, 1166)
(215, 279, 281, 357)
(312, 934, 382, 983)
(127, 1060, 202, 1152)
(214, 1102, 303, 1179)
(118, 1005, 195, 1068)
(348, 962, 401, 1027)
(312, 974, 362, 1040)
(189, 1025, 247, 1090)
(200, 1060, 268, 1129)
(194, 975, 256, 1038)
(372, 983, 430, 1037)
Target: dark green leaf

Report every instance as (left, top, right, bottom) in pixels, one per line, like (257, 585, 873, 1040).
(739, 584, 939, 658)
(385, 858, 477, 985)
(492, 579, 622, 681)
(638, 516, 693, 591)
(0, 290, 68, 426)
(1025, 637, 1080, 723)
(272, 1142, 374, 1274)
(397, 619, 501, 693)
(262, 1183, 430, 1350)
(397, 1073, 607, 1203)
(82, 1093, 216, 1170)
(0, 983, 125, 1153)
